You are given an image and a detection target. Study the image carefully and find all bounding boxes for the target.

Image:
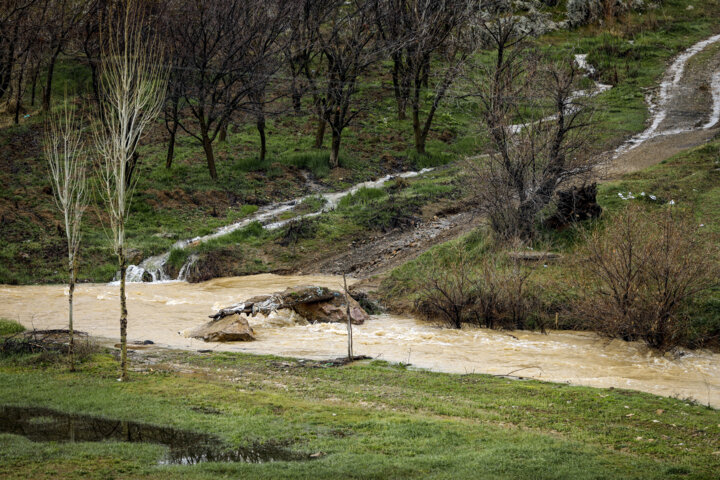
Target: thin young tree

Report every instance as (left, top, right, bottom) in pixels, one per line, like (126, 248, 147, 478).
(45, 97, 88, 371)
(94, 1, 167, 381)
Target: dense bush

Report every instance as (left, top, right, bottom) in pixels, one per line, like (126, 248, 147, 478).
(575, 205, 720, 351)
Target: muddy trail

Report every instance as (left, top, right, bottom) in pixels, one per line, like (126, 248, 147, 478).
(304, 210, 480, 279)
(606, 35, 720, 177)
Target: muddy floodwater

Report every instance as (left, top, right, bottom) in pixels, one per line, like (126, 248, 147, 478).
(1, 274, 719, 407)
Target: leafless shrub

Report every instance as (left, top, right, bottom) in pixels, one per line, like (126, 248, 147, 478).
(414, 244, 543, 330)
(414, 246, 477, 329)
(474, 255, 542, 330)
(576, 205, 720, 351)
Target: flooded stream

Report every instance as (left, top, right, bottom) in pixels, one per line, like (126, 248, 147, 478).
(1, 274, 719, 407)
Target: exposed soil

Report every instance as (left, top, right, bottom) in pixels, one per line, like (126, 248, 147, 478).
(303, 210, 480, 280)
(604, 39, 720, 178)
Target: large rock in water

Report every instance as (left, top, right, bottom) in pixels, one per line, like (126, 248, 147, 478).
(187, 314, 256, 342)
(208, 285, 368, 326)
(293, 292, 368, 325)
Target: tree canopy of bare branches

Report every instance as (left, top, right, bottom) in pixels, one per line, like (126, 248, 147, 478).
(0, 0, 38, 104)
(167, 0, 293, 180)
(314, 0, 389, 168)
(375, 0, 478, 154)
(471, 16, 597, 240)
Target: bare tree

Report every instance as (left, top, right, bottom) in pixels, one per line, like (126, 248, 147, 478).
(375, 0, 477, 153)
(314, 0, 386, 168)
(94, 1, 167, 381)
(169, 0, 291, 180)
(39, 0, 84, 111)
(472, 17, 596, 240)
(0, 0, 38, 103)
(286, 0, 328, 147)
(45, 96, 88, 371)
(242, 3, 295, 163)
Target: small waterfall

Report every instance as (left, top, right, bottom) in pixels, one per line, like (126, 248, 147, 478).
(121, 168, 434, 283)
(177, 254, 198, 282)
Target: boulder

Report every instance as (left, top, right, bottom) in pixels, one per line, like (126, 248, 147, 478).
(209, 285, 369, 325)
(293, 293, 368, 325)
(547, 183, 602, 229)
(188, 314, 256, 342)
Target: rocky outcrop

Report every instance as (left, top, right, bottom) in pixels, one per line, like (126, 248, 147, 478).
(188, 314, 256, 342)
(565, 0, 650, 28)
(209, 285, 368, 327)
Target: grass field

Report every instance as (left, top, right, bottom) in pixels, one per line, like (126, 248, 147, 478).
(0, 346, 718, 479)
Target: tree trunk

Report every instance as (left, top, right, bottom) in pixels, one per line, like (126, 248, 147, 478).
(30, 68, 38, 106)
(257, 116, 266, 163)
(119, 254, 128, 381)
(218, 123, 227, 142)
(68, 259, 75, 372)
(392, 56, 407, 120)
(13, 72, 21, 125)
(314, 115, 326, 149)
(165, 126, 176, 169)
(344, 274, 353, 360)
(291, 77, 302, 114)
(412, 107, 426, 155)
(202, 131, 218, 180)
(329, 129, 341, 168)
(42, 49, 61, 112)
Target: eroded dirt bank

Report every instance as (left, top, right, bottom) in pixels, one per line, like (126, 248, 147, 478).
(2, 274, 719, 407)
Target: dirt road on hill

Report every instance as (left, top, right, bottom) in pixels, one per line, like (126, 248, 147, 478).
(604, 35, 720, 178)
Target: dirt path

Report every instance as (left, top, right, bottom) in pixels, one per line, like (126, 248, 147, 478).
(306, 211, 480, 278)
(605, 36, 720, 178)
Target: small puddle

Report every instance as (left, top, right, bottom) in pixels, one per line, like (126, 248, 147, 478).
(0, 405, 307, 464)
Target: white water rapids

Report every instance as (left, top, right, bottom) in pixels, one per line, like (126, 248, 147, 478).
(2, 274, 719, 407)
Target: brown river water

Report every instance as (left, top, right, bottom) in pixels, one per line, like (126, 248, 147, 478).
(1, 274, 718, 407)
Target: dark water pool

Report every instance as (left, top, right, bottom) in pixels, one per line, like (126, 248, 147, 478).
(0, 405, 306, 464)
